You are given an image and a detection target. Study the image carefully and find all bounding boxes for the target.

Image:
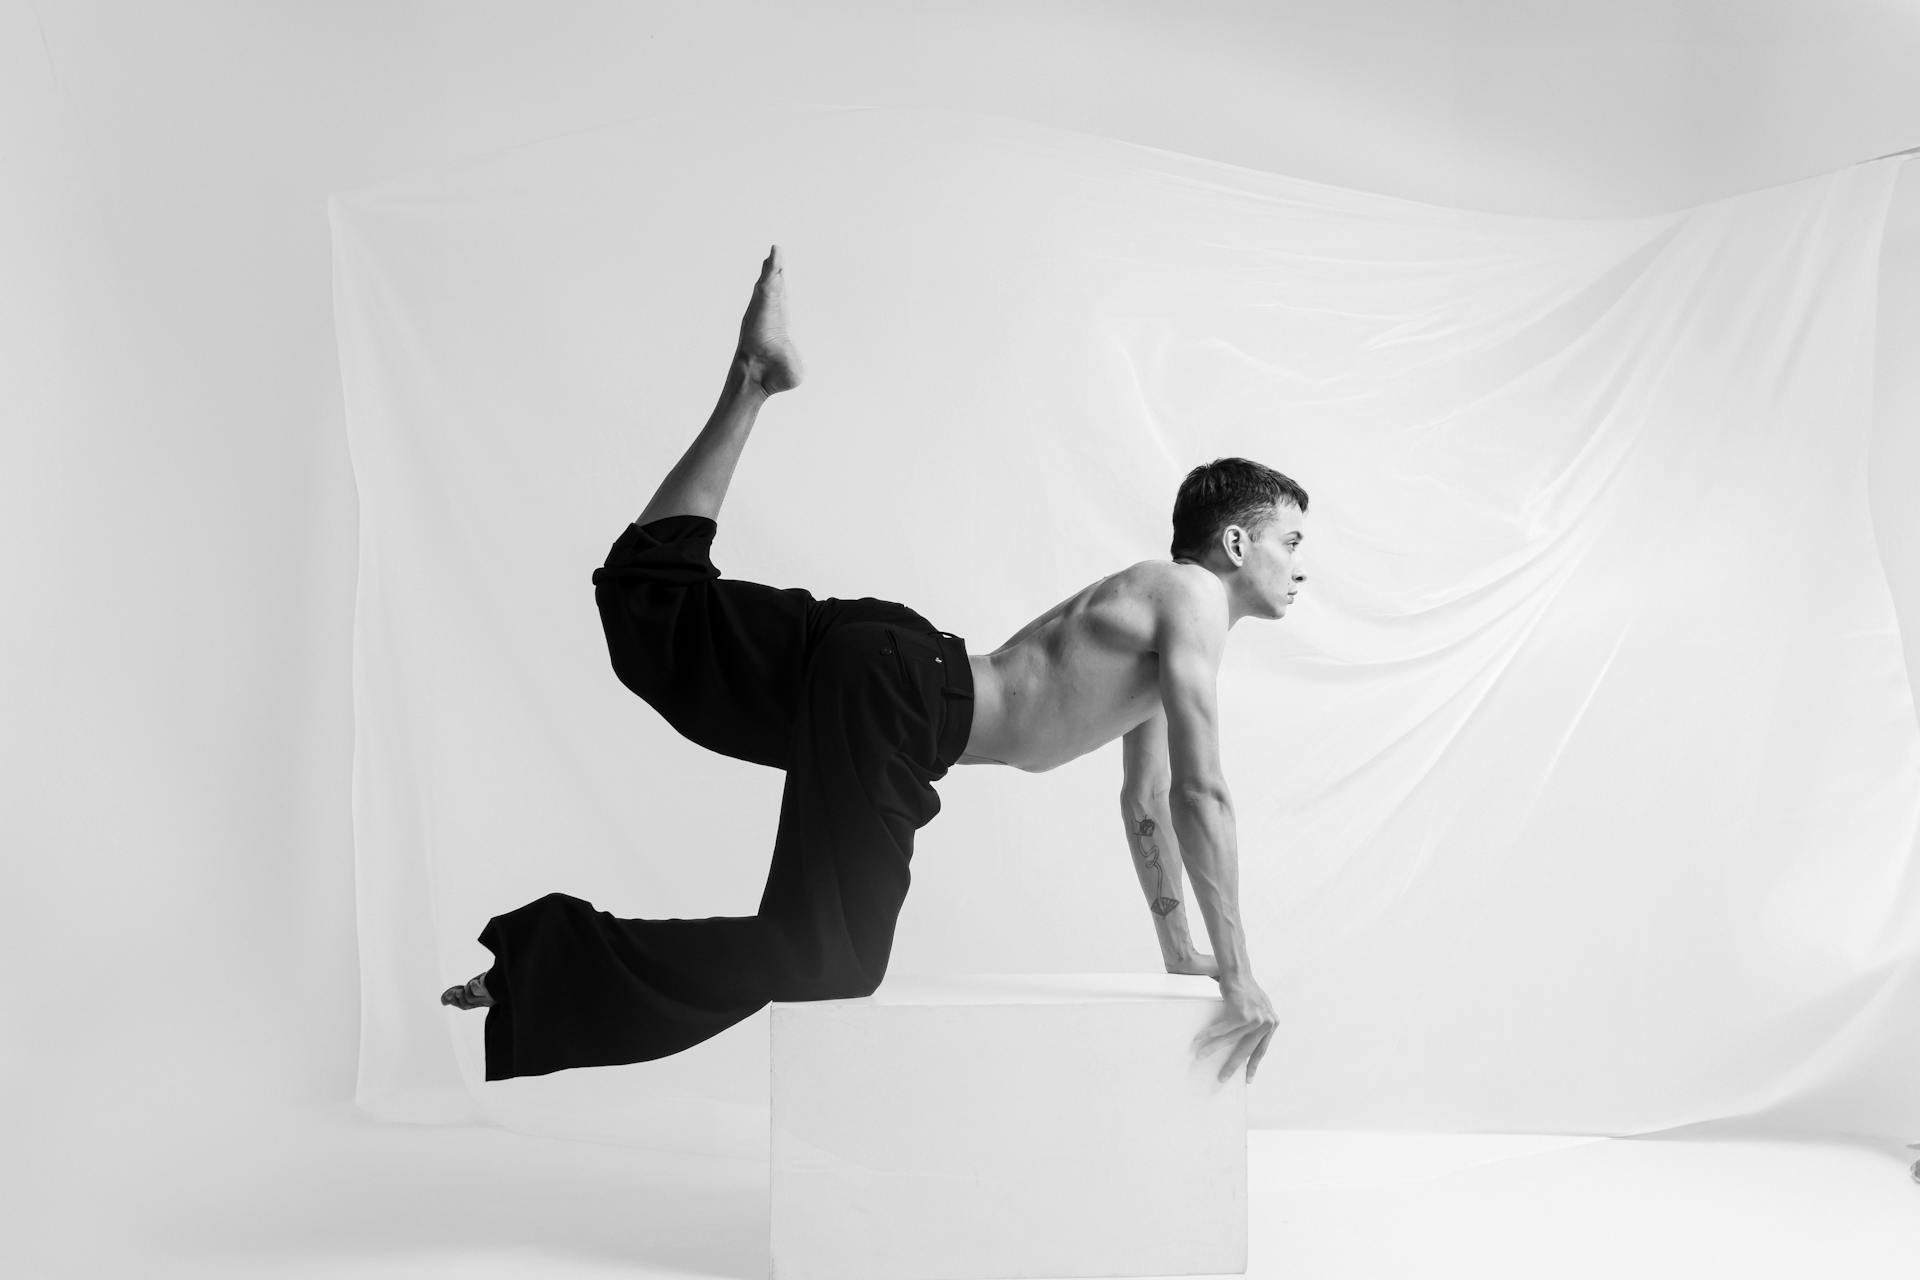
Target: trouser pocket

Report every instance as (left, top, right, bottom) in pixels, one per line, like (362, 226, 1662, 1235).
(880, 627, 919, 691)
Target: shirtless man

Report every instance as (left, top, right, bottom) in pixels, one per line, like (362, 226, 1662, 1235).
(958, 453, 1300, 1087)
(447, 247, 1295, 1087)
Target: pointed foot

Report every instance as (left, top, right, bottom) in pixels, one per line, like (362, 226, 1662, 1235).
(735, 244, 803, 394)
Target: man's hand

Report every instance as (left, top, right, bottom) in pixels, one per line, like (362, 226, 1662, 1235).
(1192, 974, 1277, 1083)
(1164, 950, 1219, 979)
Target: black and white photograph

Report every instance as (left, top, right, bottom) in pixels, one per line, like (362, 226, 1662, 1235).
(7, 2, 1920, 1277)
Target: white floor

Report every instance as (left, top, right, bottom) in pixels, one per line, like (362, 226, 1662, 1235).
(19, 1102, 1920, 1279)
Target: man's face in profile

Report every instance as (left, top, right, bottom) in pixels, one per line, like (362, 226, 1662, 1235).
(1254, 503, 1306, 620)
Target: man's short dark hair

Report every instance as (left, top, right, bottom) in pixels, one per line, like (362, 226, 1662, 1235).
(1169, 457, 1308, 561)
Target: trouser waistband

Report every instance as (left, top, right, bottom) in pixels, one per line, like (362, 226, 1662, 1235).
(929, 629, 974, 771)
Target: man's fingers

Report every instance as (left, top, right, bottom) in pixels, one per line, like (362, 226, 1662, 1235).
(1198, 1024, 1277, 1083)
(1246, 1026, 1275, 1080)
(1191, 1021, 1244, 1055)
(1209, 1027, 1257, 1081)
(1193, 1015, 1261, 1052)
(1216, 1034, 1257, 1083)
(1191, 1022, 1227, 1053)
(1194, 1004, 1279, 1084)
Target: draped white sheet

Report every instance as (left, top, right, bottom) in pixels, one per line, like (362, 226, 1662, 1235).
(332, 106, 1918, 1151)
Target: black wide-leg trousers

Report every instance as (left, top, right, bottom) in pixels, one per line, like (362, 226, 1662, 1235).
(476, 513, 975, 1080)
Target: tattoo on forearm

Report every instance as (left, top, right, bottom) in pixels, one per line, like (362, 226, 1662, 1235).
(1134, 815, 1181, 917)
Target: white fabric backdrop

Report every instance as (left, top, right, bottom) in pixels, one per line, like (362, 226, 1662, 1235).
(332, 106, 1918, 1152)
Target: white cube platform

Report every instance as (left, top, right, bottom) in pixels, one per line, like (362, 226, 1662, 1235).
(770, 973, 1248, 1280)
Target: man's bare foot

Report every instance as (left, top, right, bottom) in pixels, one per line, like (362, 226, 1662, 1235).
(735, 245, 803, 395)
(440, 973, 493, 1010)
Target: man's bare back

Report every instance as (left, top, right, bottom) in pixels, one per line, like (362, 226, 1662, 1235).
(955, 505, 1303, 780)
(957, 562, 1206, 773)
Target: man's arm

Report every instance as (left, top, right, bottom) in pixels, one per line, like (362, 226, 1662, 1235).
(1119, 707, 1210, 971)
(1153, 574, 1250, 982)
(1153, 570, 1277, 1083)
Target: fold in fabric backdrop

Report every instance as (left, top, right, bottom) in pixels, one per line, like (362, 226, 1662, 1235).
(332, 106, 1920, 1150)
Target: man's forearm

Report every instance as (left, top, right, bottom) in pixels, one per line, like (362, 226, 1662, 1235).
(1120, 795, 1200, 961)
(1167, 792, 1251, 981)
